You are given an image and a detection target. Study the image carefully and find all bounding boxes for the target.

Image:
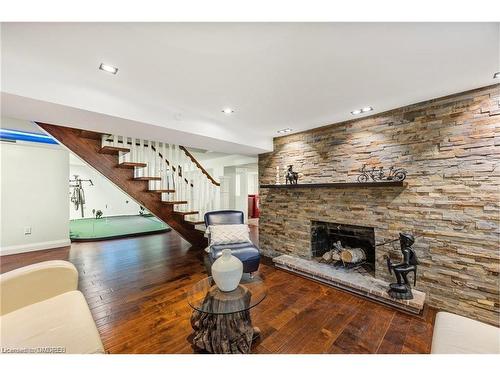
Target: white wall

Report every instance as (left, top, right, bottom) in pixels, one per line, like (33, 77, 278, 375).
(196, 154, 258, 181)
(222, 165, 258, 220)
(1, 139, 70, 255)
(191, 152, 259, 219)
(247, 171, 258, 195)
(69, 154, 141, 219)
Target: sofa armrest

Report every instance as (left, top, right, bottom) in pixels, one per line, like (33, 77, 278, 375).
(431, 311, 500, 354)
(0, 260, 78, 315)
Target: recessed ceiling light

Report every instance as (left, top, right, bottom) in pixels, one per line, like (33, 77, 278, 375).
(99, 63, 118, 75)
(351, 106, 374, 115)
(222, 108, 234, 114)
(494, 72, 500, 79)
(277, 128, 293, 134)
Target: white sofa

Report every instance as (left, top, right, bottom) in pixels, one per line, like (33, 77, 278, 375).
(0, 260, 104, 354)
(431, 311, 500, 354)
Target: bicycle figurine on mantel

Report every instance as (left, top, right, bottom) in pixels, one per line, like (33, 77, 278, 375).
(357, 164, 407, 183)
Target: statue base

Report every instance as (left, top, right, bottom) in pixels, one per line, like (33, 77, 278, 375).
(388, 283, 413, 300)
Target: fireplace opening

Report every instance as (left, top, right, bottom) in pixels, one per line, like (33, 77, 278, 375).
(311, 221, 375, 275)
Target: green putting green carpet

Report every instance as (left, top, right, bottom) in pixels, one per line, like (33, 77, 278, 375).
(70, 214, 170, 241)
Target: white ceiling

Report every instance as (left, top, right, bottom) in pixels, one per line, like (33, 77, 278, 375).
(1, 22, 499, 154)
(187, 147, 233, 161)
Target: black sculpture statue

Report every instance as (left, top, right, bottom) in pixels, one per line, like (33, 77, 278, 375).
(386, 233, 418, 300)
(285, 165, 298, 185)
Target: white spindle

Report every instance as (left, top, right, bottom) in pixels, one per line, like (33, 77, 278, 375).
(123, 136, 131, 163)
(130, 138, 136, 167)
(147, 140, 152, 176)
(205, 180, 209, 215)
(176, 146, 182, 201)
(190, 161, 196, 212)
(135, 139, 142, 178)
(201, 178, 207, 217)
(146, 140, 153, 190)
(118, 150, 125, 164)
(102, 133, 223, 220)
(205, 178, 210, 214)
(171, 144, 177, 195)
(166, 144, 172, 191)
(183, 159, 189, 205)
(158, 142, 165, 196)
(153, 142, 159, 191)
(209, 183, 214, 212)
(189, 177, 194, 212)
(184, 162, 190, 210)
(102, 134, 112, 149)
(118, 136, 125, 164)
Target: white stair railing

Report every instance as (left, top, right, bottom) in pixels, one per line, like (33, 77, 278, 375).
(102, 134, 220, 223)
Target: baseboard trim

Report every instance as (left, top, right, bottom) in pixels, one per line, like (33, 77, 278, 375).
(0, 239, 71, 256)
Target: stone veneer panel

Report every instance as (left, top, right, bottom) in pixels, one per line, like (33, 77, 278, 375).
(258, 84, 500, 326)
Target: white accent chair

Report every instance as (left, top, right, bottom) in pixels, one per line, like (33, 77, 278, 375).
(431, 311, 500, 354)
(0, 260, 104, 354)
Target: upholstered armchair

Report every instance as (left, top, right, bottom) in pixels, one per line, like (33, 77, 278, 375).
(204, 210, 261, 274)
(0, 260, 104, 354)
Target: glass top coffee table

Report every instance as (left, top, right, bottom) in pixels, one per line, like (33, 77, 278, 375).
(187, 273, 267, 354)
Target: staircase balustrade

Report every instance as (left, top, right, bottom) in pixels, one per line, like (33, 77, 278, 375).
(102, 134, 219, 222)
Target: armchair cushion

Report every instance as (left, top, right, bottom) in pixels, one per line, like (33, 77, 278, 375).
(1, 291, 105, 354)
(210, 242, 260, 273)
(0, 260, 78, 316)
(207, 224, 250, 246)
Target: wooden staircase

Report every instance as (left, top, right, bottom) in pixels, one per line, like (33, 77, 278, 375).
(37, 123, 220, 247)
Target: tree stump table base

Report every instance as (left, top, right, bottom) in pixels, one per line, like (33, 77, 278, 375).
(190, 285, 260, 354)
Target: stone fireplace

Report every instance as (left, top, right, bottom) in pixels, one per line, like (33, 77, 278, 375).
(311, 221, 375, 274)
(258, 85, 499, 325)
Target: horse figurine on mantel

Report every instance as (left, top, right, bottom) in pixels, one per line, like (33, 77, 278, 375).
(285, 165, 299, 185)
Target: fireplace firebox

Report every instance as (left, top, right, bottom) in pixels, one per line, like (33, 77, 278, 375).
(311, 221, 375, 273)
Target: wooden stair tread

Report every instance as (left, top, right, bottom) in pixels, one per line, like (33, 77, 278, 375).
(149, 189, 175, 193)
(162, 201, 188, 205)
(78, 130, 102, 140)
(100, 146, 130, 154)
(174, 211, 199, 215)
(133, 176, 162, 181)
(185, 220, 205, 225)
(118, 162, 147, 169)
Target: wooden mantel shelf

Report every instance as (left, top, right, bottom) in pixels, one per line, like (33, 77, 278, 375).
(260, 181, 407, 189)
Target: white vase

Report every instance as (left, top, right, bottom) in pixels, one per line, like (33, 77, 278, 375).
(212, 249, 243, 292)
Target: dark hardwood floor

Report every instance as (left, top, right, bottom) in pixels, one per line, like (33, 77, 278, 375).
(0, 227, 436, 354)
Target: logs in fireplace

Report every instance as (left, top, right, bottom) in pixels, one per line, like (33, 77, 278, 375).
(321, 240, 367, 264)
(311, 221, 375, 273)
